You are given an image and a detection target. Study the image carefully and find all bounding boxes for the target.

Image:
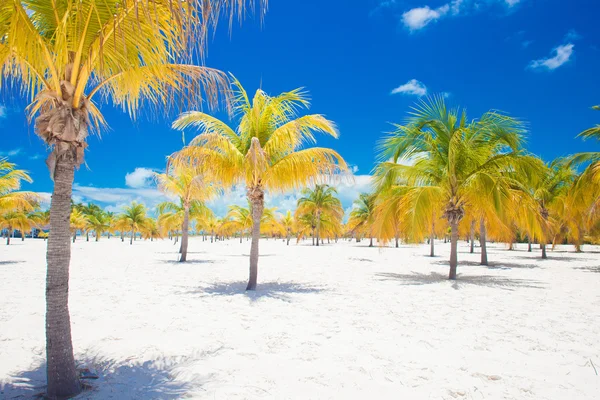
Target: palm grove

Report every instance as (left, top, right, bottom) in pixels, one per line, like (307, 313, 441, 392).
(1, 1, 599, 399)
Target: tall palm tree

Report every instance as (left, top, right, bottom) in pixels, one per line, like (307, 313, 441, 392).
(156, 165, 218, 261)
(296, 185, 344, 246)
(0, 1, 265, 396)
(347, 193, 377, 247)
(172, 79, 348, 290)
(121, 202, 148, 245)
(375, 96, 527, 279)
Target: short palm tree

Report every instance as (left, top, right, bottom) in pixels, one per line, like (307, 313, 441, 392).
(347, 193, 377, 247)
(1, 210, 31, 244)
(0, 159, 38, 212)
(172, 79, 348, 289)
(376, 96, 527, 279)
(86, 210, 111, 241)
(121, 202, 148, 245)
(69, 209, 88, 243)
(156, 165, 218, 261)
(0, 1, 265, 395)
(157, 199, 213, 253)
(280, 211, 295, 245)
(296, 184, 344, 246)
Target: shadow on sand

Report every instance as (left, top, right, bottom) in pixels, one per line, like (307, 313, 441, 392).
(179, 281, 326, 302)
(433, 259, 541, 270)
(160, 259, 216, 265)
(0, 260, 25, 266)
(575, 266, 600, 273)
(375, 271, 544, 291)
(0, 353, 207, 400)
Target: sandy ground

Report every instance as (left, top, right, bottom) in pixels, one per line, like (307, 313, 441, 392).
(0, 237, 599, 399)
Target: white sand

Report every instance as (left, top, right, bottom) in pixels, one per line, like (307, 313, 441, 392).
(1, 237, 599, 399)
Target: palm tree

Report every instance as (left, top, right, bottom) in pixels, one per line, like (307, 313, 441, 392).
(69, 209, 88, 243)
(121, 202, 148, 245)
(0, 159, 38, 213)
(296, 185, 344, 246)
(140, 218, 162, 241)
(86, 210, 111, 241)
(0, 1, 265, 395)
(1, 210, 31, 244)
(348, 193, 377, 247)
(574, 105, 600, 180)
(156, 165, 218, 261)
(157, 199, 213, 252)
(375, 96, 527, 279)
(280, 211, 295, 245)
(172, 79, 348, 290)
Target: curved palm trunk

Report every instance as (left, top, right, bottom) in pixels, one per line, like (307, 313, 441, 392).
(247, 186, 264, 291)
(449, 220, 459, 280)
(180, 203, 190, 262)
(45, 154, 81, 399)
(480, 218, 488, 266)
(469, 220, 475, 253)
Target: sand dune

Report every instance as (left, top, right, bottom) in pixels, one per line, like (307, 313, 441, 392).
(1, 238, 599, 399)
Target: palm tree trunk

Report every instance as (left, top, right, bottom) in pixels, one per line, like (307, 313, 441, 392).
(430, 222, 435, 257)
(86, 231, 89, 242)
(480, 218, 488, 266)
(286, 230, 290, 245)
(45, 152, 81, 399)
(395, 235, 399, 248)
(95, 230, 100, 242)
(528, 236, 532, 252)
(369, 237, 373, 247)
(316, 216, 321, 247)
(121, 231, 124, 242)
(21, 230, 25, 241)
(180, 203, 190, 262)
(6, 229, 11, 245)
(130, 228, 134, 245)
(247, 186, 264, 291)
(449, 220, 458, 280)
(72, 232, 76, 243)
(541, 243, 547, 259)
(469, 220, 475, 253)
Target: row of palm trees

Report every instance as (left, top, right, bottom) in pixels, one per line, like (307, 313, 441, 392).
(1, 1, 597, 397)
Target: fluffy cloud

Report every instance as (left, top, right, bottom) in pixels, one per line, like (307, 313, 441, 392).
(402, 5, 450, 31)
(395, 0, 522, 31)
(528, 43, 574, 71)
(125, 167, 157, 188)
(391, 79, 428, 96)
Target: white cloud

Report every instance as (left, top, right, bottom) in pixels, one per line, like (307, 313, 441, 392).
(29, 154, 44, 160)
(391, 79, 428, 96)
(398, 0, 522, 31)
(402, 5, 449, 31)
(528, 43, 574, 71)
(564, 29, 582, 42)
(0, 148, 22, 157)
(125, 167, 156, 188)
(0, 105, 6, 119)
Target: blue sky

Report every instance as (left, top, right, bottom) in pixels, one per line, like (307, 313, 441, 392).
(1, 0, 599, 215)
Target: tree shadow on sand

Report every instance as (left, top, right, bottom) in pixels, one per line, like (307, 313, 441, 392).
(160, 259, 216, 265)
(179, 281, 326, 302)
(575, 266, 600, 273)
(0, 260, 24, 266)
(375, 271, 544, 291)
(0, 353, 209, 400)
(433, 259, 541, 270)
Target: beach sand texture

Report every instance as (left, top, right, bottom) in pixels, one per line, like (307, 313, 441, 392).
(1, 238, 599, 399)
